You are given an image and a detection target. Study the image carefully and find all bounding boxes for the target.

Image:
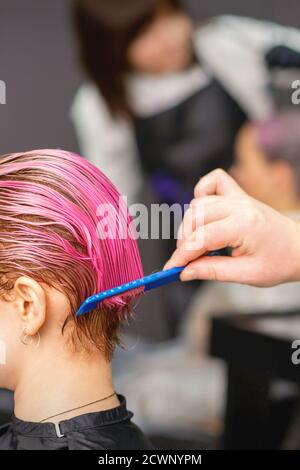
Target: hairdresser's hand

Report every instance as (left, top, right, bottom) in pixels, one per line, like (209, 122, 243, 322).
(165, 169, 300, 287)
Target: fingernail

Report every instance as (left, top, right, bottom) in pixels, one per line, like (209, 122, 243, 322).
(181, 269, 197, 281)
(163, 261, 172, 270)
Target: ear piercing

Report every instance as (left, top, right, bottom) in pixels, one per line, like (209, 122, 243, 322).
(20, 327, 41, 348)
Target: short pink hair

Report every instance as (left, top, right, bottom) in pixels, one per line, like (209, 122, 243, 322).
(0, 149, 143, 358)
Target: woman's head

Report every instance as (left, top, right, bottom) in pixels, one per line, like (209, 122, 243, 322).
(232, 112, 300, 211)
(73, 0, 193, 115)
(0, 149, 143, 388)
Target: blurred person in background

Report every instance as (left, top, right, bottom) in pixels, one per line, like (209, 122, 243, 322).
(114, 111, 300, 437)
(71, 0, 300, 207)
(70, 0, 300, 336)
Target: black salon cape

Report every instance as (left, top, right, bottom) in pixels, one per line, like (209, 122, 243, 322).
(0, 395, 152, 450)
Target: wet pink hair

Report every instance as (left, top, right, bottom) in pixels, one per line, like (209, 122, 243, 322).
(0, 149, 143, 358)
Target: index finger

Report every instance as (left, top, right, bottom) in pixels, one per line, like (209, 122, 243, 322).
(194, 169, 245, 198)
(165, 218, 234, 270)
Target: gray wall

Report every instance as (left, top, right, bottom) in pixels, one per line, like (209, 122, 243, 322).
(0, 0, 80, 154)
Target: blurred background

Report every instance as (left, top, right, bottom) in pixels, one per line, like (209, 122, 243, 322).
(2, 0, 300, 450)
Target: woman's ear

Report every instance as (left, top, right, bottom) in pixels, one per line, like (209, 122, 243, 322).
(13, 276, 46, 336)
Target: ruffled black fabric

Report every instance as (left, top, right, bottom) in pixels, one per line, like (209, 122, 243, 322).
(0, 395, 152, 450)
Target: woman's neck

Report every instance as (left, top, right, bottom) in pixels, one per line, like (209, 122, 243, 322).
(14, 345, 119, 423)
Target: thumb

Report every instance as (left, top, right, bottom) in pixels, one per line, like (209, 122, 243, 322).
(180, 255, 253, 284)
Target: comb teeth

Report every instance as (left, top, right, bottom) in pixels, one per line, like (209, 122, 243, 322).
(75, 250, 230, 317)
(75, 267, 185, 317)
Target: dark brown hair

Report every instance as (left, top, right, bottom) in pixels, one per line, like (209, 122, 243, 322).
(73, 0, 179, 116)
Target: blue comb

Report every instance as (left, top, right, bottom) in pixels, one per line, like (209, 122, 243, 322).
(76, 266, 184, 317)
(76, 248, 231, 317)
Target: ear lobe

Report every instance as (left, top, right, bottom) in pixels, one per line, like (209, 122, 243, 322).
(14, 276, 46, 336)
